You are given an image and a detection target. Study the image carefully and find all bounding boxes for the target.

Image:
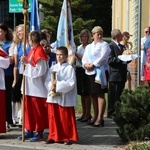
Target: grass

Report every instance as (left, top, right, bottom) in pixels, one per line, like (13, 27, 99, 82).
(75, 95, 82, 115)
(103, 37, 112, 43)
(75, 94, 108, 116)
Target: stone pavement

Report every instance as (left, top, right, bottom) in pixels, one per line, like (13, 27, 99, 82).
(0, 117, 126, 150)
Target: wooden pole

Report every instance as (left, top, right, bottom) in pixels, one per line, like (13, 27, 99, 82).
(22, 0, 29, 142)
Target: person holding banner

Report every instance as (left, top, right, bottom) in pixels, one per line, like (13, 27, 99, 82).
(0, 48, 10, 133)
(75, 29, 92, 122)
(82, 26, 111, 127)
(45, 46, 78, 145)
(11, 24, 31, 126)
(17, 31, 49, 142)
(0, 23, 14, 129)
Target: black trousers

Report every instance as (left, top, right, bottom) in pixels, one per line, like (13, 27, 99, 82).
(108, 81, 125, 116)
(5, 76, 13, 124)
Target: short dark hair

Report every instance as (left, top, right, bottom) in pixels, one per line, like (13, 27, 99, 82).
(57, 46, 68, 55)
(40, 31, 47, 40)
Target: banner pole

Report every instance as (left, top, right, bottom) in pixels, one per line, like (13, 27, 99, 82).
(22, 0, 29, 142)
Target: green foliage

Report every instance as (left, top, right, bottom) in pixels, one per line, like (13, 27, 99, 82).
(73, 18, 95, 44)
(113, 85, 150, 142)
(38, 0, 112, 45)
(38, 0, 95, 44)
(125, 141, 150, 150)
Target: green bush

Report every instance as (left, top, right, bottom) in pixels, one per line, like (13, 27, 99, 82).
(113, 85, 150, 142)
(125, 141, 150, 150)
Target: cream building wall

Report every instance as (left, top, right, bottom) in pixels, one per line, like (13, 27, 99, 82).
(112, 0, 150, 38)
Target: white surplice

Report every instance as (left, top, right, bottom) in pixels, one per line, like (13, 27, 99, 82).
(22, 59, 49, 98)
(45, 62, 77, 107)
(0, 57, 10, 90)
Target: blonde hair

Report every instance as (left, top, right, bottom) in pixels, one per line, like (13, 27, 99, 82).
(91, 26, 103, 34)
(79, 29, 91, 44)
(14, 24, 29, 44)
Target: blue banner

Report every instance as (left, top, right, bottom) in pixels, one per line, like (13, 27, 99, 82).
(30, 0, 40, 31)
(56, 0, 76, 53)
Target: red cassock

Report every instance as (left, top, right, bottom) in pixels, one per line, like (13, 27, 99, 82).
(0, 90, 6, 133)
(47, 103, 79, 142)
(24, 45, 49, 131)
(24, 96, 48, 131)
(0, 50, 8, 133)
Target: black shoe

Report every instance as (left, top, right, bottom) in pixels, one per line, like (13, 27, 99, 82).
(17, 124, 22, 128)
(87, 120, 95, 125)
(76, 117, 84, 121)
(10, 124, 17, 127)
(45, 139, 55, 144)
(80, 116, 92, 122)
(92, 120, 104, 127)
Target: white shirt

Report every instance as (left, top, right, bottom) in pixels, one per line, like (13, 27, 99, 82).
(22, 59, 49, 98)
(82, 40, 111, 75)
(141, 36, 147, 45)
(76, 44, 85, 67)
(9, 42, 17, 55)
(0, 57, 10, 90)
(45, 62, 77, 107)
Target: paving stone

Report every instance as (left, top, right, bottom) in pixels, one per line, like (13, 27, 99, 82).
(0, 117, 125, 150)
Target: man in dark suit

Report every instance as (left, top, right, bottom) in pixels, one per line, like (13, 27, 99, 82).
(107, 29, 129, 118)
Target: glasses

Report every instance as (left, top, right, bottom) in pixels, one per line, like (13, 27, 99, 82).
(145, 31, 149, 33)
(43, 45, 50, 49)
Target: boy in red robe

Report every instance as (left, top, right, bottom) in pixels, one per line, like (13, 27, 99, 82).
(45, 46, 79, 145)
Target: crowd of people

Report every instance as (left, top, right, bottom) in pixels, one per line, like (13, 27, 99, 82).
(0, 22, 149, 144)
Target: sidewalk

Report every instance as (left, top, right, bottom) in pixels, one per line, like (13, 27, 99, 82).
(0, 117, 125, 150)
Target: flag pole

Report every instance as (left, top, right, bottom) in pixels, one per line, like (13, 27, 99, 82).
(22, 0, 29, 142)
(66, 0, 69, 47)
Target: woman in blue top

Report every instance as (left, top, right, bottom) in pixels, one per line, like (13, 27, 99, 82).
(0, 23, 14, 128)
(11, 24, 30, 125)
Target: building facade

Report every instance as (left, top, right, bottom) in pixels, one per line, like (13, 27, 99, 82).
(112, 0, 149, 37)
(112, 0, 149, 90)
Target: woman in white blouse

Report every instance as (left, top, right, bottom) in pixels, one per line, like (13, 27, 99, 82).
(82, 26, 111, 127)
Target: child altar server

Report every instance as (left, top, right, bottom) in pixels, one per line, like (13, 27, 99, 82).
(45, 46, 79, 145)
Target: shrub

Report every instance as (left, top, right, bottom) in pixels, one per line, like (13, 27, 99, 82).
(113, 85, 150, 142)
(124, 141, 150, 150)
